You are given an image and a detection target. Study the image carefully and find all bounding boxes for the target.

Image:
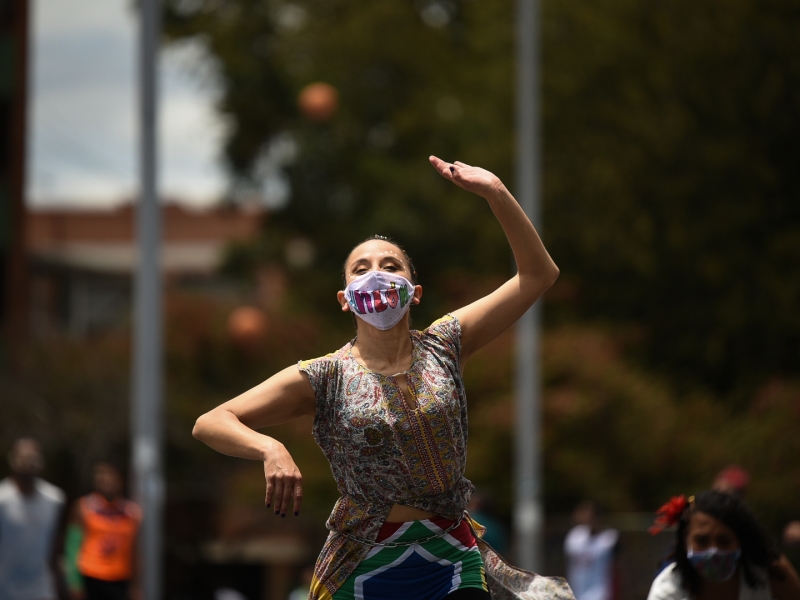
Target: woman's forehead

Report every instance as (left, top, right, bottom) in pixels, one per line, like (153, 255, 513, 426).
(689, 512, 735, 536)
(346, 240, 407, 267)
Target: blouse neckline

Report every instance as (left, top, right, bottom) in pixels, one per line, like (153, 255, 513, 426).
(346, 330, 421, 378)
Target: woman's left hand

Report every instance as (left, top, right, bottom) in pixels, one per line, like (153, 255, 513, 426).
(429, 155, 504, 200)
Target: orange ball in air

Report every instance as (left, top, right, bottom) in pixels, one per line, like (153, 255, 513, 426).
(227, 306, 268, 348)
(298, 82, 339, 122)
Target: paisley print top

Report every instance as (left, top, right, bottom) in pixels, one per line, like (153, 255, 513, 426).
(298, 314, 474, 597)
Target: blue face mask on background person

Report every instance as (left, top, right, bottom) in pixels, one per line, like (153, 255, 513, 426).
(344, 271, 415, 330)
(687, 545, 742, 582)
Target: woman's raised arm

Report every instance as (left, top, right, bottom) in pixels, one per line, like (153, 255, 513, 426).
(429, 155, 559, 363)
(192, 365, 316, 517)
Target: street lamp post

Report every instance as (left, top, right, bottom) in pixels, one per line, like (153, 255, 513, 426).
(131, 0, 164, 597)
(513, 0, 543, 573)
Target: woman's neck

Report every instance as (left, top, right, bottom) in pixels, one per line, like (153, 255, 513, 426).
(351, 321, 414, 375)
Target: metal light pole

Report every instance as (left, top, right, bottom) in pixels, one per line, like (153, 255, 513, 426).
(513, 0, 543, 573)
(131, 0, 164, 597)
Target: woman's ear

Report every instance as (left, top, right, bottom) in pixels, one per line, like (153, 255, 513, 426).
(337, 290, 350, 312)
(412, 285, 423, 305)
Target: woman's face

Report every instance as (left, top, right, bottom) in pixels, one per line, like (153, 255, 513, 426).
(342, 239, 414, 284)
(686, 511, 740, 553)
(338, 239, 422, 314)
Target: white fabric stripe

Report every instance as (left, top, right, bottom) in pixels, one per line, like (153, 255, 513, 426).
(419, 518, 472, 552)
(413, 544, 456, 568)
(354, 546, 417, 600)
(449, 560, 464, 594)
(364, 521, 414, 559)
(412, 545, 462, 591)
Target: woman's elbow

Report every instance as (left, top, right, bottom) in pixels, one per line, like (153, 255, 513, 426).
(546, 264, 560, 288)
(192, 412, 212, 441)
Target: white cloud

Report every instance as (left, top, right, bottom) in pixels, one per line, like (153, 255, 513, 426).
(27, 0, 227, 207)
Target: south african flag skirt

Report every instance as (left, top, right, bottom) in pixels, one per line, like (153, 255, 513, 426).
(331, 515, 488, 600)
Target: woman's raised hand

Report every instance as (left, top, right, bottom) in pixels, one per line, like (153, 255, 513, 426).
(429, 155, 504, 200)
(263, 440, 303, 517)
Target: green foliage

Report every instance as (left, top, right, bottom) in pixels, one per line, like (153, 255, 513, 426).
(6, 0, 782, 529)
(543, 0, 800, 395)
(165, 0, 800, 398)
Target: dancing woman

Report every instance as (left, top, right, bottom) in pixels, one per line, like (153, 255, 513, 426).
(193, 156, 573, 600)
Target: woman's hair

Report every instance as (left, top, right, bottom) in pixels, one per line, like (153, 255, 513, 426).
(672, 490, 779, 594)
(341, 234, 418, 286)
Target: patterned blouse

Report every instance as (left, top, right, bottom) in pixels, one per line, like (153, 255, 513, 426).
(298, 314, 576, 600)
(298, 315, 473, 597)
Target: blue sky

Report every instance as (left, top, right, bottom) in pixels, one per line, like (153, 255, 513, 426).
(27, 0, 227, 207)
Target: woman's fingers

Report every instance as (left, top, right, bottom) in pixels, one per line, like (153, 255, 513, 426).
(264, 464, 302, 517)
(265, 474, 274, 508)
(428, 155, 455, 180)
(281, 475, 296, 517)
(293, 480, 303, 516)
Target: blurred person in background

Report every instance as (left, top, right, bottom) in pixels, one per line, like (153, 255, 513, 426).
(712, 465, 750, 499)
(564, 501, 620, 600)
(288, 565, 315, 600)
(656, 465, 752, 577)
(0, 437, 66, 600)
(466, 490, 508, 555)
(782, 522, 800, 548)
(65, 462, 141, 600)
(192, 157, 572, 600)
(647, 490, 800, 600)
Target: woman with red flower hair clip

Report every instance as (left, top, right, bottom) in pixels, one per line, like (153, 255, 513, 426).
(647, 490, 800, 600)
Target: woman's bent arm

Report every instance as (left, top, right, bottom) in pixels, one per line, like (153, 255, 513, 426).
(429, 156, 559, 361)
(192, 365, 316, 516)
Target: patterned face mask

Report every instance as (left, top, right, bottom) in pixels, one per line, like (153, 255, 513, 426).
(344, 271, 415, 330)
(687, 545, 742, 582)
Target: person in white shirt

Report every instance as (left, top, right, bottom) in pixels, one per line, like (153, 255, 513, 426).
(647, 490, 800, 600)
(564, 501, 620, 600)
(0, 437, 66, 600)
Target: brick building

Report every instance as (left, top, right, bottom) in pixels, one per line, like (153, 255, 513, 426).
(27, 202, 266, 336)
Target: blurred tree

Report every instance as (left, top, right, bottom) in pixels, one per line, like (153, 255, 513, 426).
(165, 0, 515, 328)
(164, 0, 800, 399)
(543, 0, 800, 397)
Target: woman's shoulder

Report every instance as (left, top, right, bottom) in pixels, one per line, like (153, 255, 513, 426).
(297, 344, 353, 378)
(648, 563, 687, 600)
(425, 313, 460, 332)
(411, 314, 462, 367)
(419, 314, 461, 348)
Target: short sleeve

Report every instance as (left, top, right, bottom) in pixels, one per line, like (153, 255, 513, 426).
(297, 353, 339, 412)
(647, 564, 686, 600)
(424, 314, 462, 361)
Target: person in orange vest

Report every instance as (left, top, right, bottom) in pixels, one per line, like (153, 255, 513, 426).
(65, 462, 141, 600)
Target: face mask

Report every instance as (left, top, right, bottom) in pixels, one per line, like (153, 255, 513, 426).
(687, 546, 741, 582)
(344, 271, 415, 330)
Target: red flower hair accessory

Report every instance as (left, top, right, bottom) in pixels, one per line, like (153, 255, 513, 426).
(648, 495, 691, 535)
